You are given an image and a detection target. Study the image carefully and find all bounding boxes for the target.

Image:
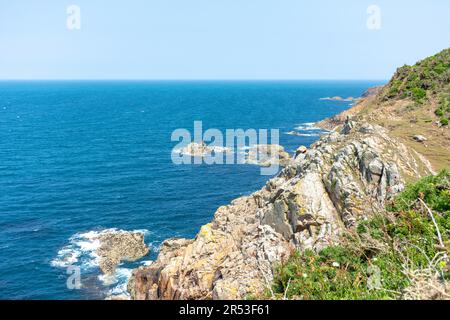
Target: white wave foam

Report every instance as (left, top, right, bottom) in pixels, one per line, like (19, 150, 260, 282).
(286, 122, 330, 136)
(294, 122, 323, 131)
(104, 268, 133, 297)
(52, 228, 150, 298)
(50, 230, 105, 269)
(296, 122, 315, 126)
(285, 132, 320, 137)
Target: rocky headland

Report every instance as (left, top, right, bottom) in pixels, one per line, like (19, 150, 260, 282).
(127, 117, 434, 299)
(124, 48, 449, 300)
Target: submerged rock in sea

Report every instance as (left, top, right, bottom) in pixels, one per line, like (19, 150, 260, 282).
(127, 120, 434, 300)
(97, 230, 149, 275)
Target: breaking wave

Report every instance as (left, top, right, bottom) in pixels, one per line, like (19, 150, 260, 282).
(51, 228, 154, 298)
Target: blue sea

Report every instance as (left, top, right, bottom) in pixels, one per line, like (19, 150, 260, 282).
(0, 80, 383, 299)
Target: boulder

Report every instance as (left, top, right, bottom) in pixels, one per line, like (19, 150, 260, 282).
(413, 135, 427, 143)
(341, 116, 355, 134)
(295, 146, 308, 158)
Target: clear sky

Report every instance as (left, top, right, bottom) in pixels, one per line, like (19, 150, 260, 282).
(0, 0, 449, 80)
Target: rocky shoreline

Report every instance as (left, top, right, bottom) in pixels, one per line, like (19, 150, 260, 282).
(125, 110, 434, 299)
(58, 48, 448, 300)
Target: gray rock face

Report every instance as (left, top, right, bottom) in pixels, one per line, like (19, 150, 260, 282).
(128, 121, 434, 300)
(359, 123, 375, 134)
(341, 116, 356, 135)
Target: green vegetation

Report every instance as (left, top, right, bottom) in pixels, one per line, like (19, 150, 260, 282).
(382, 48, 450, 108)
(435, 94, 450, 126)
(269, 171, 449, 300)
(411, 87, 427, 102)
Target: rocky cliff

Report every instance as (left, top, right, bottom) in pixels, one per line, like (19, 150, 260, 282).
(127, 48, 449, 300)
(127, 117, 434, 300)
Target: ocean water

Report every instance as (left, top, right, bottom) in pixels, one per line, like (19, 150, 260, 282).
(0, 80, 383, 299)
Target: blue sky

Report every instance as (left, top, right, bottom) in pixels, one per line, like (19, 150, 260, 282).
(0, 0, 449, 80)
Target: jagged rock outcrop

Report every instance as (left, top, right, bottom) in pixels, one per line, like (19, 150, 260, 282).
(245, 144, 292, 167)
(97, 230, 149, 275)
(128, 120, 434, 300)
(178, 142, 231, 157)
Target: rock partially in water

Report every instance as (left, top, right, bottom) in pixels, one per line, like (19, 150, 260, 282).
(320, 96, 357, 102)
(179, 142, 231, 157)
(97, 230, 149, 275)
(181, 142, 209, 157)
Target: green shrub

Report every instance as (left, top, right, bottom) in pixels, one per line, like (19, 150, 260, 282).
(435, 109, 444, 117)
(440, 117, 449, 126)
(434, 62, 448, 75)
(388, 170, 449, 213)
(381, 48, 450, 103)
(411, 87, 427, 102)
(269, 171, 449, 300)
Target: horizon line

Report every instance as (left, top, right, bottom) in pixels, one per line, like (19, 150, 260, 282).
(0, 78, 388, 82)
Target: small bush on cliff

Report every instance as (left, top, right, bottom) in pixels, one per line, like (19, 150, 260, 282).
(269, 171, 449, 300)
(434, 95, 450, 122)
(411, 87, 427, 102)
(436, 109, 445, 117)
